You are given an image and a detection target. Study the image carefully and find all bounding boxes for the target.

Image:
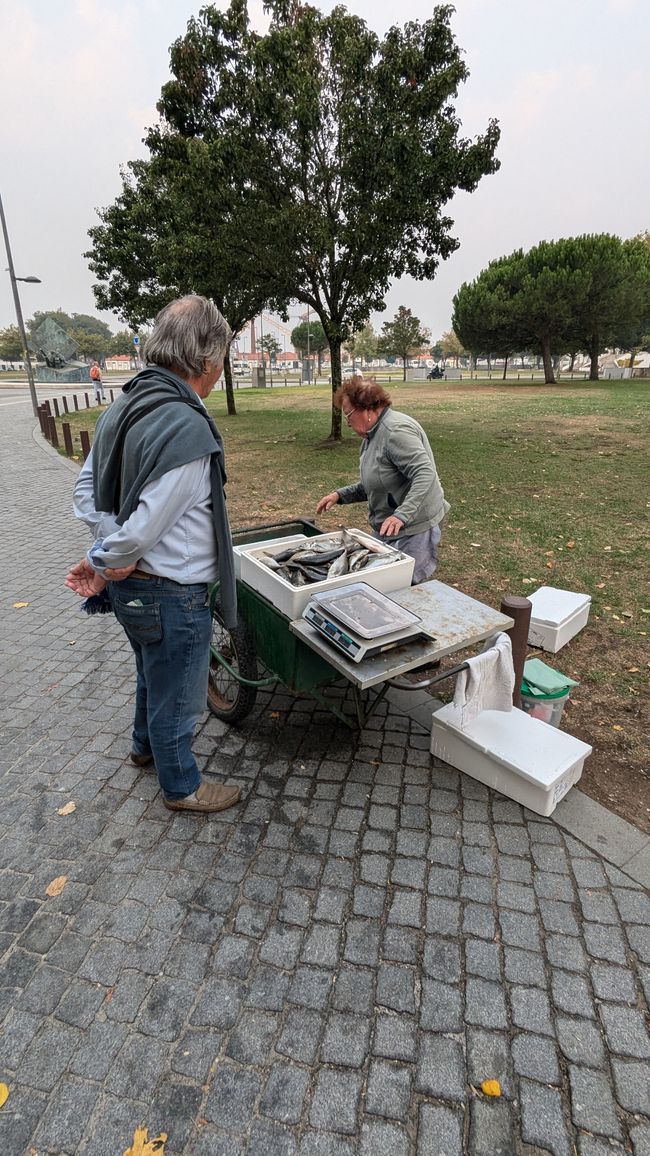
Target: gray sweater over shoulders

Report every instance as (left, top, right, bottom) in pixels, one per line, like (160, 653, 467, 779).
(336, 408, 449, 538)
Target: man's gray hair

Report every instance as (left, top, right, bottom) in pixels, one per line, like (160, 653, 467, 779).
(144, 295, 231, 379)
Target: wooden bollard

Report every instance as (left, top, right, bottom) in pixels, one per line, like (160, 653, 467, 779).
(43, 399, 52, 416)
(62, 395, 69, 413)
(110, 388, 115, 401)
(73, 394, 79, 411)
(500, 595, 532, 709)
(53, 397, 60, 417)
(62, 422, 74, 457)
(80, 429, 91, 460)
(48, 415, 59, 448)
(37, 405, 47, 436)
(84, 392, 90, 408)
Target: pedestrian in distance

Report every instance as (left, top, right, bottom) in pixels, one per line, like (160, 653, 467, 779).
(89, 360, 106, 403)
(66, 295, 241, 815)
(316, 376, 449, 583)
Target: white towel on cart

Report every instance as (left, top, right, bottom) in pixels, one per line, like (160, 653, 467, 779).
(448, 631, 514, 729)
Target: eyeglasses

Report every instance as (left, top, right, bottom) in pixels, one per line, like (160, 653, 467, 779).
(342, 407, 354, 425)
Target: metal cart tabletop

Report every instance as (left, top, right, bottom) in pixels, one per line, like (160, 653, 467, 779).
(289, 579, 514, 691)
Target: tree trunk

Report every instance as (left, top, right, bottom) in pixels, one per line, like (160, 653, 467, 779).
(569, 351, 576, 372)
(541, 337, 555, 384)
(329, 335, 343, 441)
(223, 346, 237, 416)
(487, 355, 491, 372)
(402, 356, 407, 382)
(318, 348, 323, 374)
(502, 355, 508, 380)
(589, 336, 599, 381)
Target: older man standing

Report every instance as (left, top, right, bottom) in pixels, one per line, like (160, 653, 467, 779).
(66, 295, 240, 815)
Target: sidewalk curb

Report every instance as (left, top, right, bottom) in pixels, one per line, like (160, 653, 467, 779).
(31, 421, 80, 475)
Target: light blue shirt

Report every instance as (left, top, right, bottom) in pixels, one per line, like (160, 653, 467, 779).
(73, 449, 219, 583)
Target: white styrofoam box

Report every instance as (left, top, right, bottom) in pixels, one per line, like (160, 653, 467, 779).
(527, 585, 591, 652)
(233, 534, 310, 580)
(430, 703, 592, 816)
(237, 529, 415, 620)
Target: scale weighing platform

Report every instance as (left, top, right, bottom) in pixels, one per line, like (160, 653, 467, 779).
(302, 582, 436, 662)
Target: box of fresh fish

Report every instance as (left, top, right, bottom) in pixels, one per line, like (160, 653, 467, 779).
(237, 528, 415, 619)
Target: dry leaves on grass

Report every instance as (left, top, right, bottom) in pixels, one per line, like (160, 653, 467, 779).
(57, 801, 76, 816)
(123, 1127, 167, 1156)
(45, 875, 67, 898)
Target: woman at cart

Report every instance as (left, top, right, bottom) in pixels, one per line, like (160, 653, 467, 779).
(316, 377, 449, 584)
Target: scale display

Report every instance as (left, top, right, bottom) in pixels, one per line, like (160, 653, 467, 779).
(303, 582, 431, 663)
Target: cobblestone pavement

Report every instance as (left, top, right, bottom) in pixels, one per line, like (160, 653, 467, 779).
(1, 399, 649, 1156)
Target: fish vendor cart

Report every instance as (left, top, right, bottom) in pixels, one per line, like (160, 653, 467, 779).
(208, 519, 514, 729)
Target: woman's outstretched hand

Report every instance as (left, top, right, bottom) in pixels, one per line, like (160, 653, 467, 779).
(316, 492, 340, 515)
(379, 515, 404, 537)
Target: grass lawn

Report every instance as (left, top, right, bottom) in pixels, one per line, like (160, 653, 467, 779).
(54, 378, 650, 829)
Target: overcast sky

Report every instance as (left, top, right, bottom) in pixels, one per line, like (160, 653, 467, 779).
(1, 0, 648, 342)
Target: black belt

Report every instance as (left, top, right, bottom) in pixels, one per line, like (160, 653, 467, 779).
(131, 568, 157, 580)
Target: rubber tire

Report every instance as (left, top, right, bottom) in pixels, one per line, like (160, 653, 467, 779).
(207, 603, 258, 724)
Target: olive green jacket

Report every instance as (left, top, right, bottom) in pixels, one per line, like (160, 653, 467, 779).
(336, 408, 449, 538)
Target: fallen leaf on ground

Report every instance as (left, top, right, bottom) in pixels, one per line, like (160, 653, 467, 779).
(123, 1127, 167, 1156)
(57, 801, 76, 816)
(628, 667, 640, 673)
(0, 1082, 9, 1109)
(612, 725, 624, 732)
(269, 711, 281, 718)
(45, 875, 67, 897)
(595, 583, 606, 589)
(12, 602, 29, 608)
(481, 1079, 501, 1097)
(566, 539, 575, 548)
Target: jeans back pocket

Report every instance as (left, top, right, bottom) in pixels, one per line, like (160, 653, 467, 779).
(113, 596, 163, 645)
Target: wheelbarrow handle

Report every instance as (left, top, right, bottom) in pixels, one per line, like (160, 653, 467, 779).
(386, 660, 468, 691)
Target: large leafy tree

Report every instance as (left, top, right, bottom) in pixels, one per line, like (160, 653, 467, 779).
(148, 0, 499, 439)
(291, 319, 328, 372)
(86, 144, 287, 416)
(0, 325, 24, 361)
(439, 328, 467, 368)
(379, 306, 431, 379)
(348, 323, 378, 367)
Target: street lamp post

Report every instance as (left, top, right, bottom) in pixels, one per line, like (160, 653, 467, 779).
(0, 192, 40, 417)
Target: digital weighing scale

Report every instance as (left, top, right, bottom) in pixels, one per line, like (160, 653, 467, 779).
(302, 582, 435, 662)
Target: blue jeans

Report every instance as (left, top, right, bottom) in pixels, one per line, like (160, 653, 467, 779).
(109, 576, 212, 800)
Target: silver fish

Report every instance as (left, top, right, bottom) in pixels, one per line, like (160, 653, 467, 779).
(327, 550, 349, 578)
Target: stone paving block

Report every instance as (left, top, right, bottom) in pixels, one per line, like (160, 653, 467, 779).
(277, 1008, 324, 1063)
(599, 1004, 650, 1058)
(298, 1133, 354, 1156)
(469, 1100, 514, 1156)
(203, 1063, 263, 1130)
(321, 1011, 371, 1067)
(520, 1080, 572, 1156)
(344, 919, 381, 966)
(287, 965, 332, 1010)
(309, 1069, 363, 1135)
(466, 976, 508, 1029)
(551, 968, 596, 1018)
(423, 935, 462, 983)
(545, 932, 588, 972)
(630, 1124, 650, 1156)
(512, 1032, 560, 1083)
(171, 1028, 222, 1081)
(31, 1075, 100, 1153)
(376, 961, 416, 1013)
(260, 925, 304, 969)
(19, 963, 71, 1015)
(365, 1059, 412, 1119)
(191, 977, 244, 1028)
(426, 897, 461, 937)
(415, 1033, 465, 1100)
(373, 1012, 417, 1062)
(510, 986, 555, 1036)
(247, 1120, 297, 1156)
(498, 910, 541, 950)
(301, 924, 341, 967)
(137, 976, 198, 1040)
(17, 1020, 81, 1091)
(465, 938, 501, 982)
(420, 977, 463, 1031)
(360, 1119, 410, 1156)
(611, 1057, 650, 1115)
(590, 962, 637, 1003)
(55, 976, 107, 1027)
(225, 1009, 279, 1064)
(0, 1082, 48, 1156)
(105, 1031, 169, 1099)
(260, 1062, 310, 1125)
(417, 1104, 463, 1156)
(569, 1065, 622, 1139)
(556, 1016, 607, 1069)
(626, 924, 650, 962)
(583, 921, 628, 964)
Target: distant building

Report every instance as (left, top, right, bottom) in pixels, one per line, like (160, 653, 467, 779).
(104, 355, 136, 371)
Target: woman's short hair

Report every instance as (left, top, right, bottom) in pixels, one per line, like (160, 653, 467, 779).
(144, 295, 231, 379)
(334, 376, 392, 411)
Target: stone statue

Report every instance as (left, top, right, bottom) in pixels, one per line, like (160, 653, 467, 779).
(30, 318, 92, 384)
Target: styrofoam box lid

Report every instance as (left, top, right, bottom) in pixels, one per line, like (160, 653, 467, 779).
(432, 704, 592, 788)
(528, 586, 591, 626)
(233, 534, 309, 560)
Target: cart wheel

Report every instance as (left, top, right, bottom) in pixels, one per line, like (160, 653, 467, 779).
(208, 603, 258, 723)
